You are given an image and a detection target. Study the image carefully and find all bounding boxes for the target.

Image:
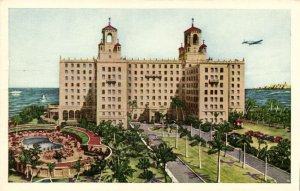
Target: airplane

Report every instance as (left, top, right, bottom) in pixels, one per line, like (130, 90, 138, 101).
(242, 39, 263, 45)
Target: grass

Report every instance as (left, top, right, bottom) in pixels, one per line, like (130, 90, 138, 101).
(149, 127, 175, 133)
(161, 137, 274, 183)
(61, 128, 89, 144)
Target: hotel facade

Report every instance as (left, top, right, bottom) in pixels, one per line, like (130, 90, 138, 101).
(55, 19, 245, 128)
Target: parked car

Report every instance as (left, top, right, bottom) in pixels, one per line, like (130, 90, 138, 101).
(253, 131, 264, 139)
(228, 133, 241, 140)
(245, 130, 254, 136)
(274, 136, 283, 143)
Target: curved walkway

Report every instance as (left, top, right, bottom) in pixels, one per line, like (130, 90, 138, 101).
(64, 126, 101, 145)
(140, 123, 291, 183)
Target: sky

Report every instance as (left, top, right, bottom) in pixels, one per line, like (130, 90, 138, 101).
(9, 9, 291, 88)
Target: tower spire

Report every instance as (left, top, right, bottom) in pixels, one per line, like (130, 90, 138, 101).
(192, 18, 194, 27)
(108, 17, 111, 25)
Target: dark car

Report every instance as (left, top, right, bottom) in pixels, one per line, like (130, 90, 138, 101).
(228, 133, 241, 140)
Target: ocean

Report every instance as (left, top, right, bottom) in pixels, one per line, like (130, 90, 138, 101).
(8, 88, 291, 117)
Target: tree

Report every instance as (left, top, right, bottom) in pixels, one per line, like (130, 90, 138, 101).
(149, 142, 176, 183)
(258, 145, 270, 182)
(128, 100, 137, 122)
(178, 126, 190, 158)
(268, 139, 291, 172)
(190, 134, 206, 169)
(79, 116, 89, 129)
(53, 151, 66, 162)
(9, 149, 16, 172)
(236, 135, 253, 168)
(92, 158, 108, 182)
(11, 115, 22, 135)
(171, 97, 181, 121)
(52, 115, 59, 126)
(256, 137, 266, 157)
(244, 97, 256, 119)
(136, 157, 153, 180)
(71, 160, 84, 182)
(222, 122, 232, 157)
(47, 162, 56, 182)
(109, 157, 135, 182)
(207, 129, 233, 183)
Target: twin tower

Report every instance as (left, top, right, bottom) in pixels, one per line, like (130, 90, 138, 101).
(97, 18, 208, 61)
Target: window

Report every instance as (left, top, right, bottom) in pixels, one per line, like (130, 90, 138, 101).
(220, 68, 224, 73)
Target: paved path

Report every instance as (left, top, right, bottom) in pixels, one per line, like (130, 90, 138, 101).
(134, 123, 204, 183)
(138, 123, 291, 183)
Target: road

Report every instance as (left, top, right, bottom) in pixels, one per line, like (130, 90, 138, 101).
(137, 123, 291, 183)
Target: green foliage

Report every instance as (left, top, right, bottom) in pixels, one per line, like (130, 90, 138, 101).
(149, 142, 176, 183)
(79, 116, 89, 129)
(109, 157, 136, 182)
(9, 149, 16, 171)
(244, 98, 291, 128)
(14, 105, 46, 124)
(52, 151, 66, 162)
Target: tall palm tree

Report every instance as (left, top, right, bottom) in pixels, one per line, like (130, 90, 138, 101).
(237, 134, 253, 168)
(71, 160, 84, 182)
(245, 97, 256, 119)
(207, 130, 233, 183)
(149, 142, 176, 183)
(110, 157, 135, 182)
(190, 134, 206, 169)
(178, 126, 190, 158)
(171, 97, 181, 121)
(256, 137, 267, 157)
(12, 115, 22, 135)
(222, 122, 232, 157)
(128, 100, 137, 121)
(47, 162, 56, 182)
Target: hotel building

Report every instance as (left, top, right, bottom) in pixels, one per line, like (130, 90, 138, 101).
(55, 19, 245, 128)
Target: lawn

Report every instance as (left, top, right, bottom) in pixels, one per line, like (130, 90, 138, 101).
(161, 137, 274, 183)
(149, 127, 175, 133)
(61, 128, 89, 144)
(233, 122, 290, 140)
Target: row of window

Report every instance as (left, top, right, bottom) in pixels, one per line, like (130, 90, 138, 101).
(101, 97, 122, 102)
(101, 74, 122, 80)
(128, 70, 180, 75)
(64, 89, 96, 94)
(64, 63, 94, 68)
(101, 104, 122, 109)
(101, 90, 122, 95)
(65, 76, 95, 81)
(100, 112, 123, 117)
(65, 83, 96, 88)
(128, 89, 179, 94)
(102, 67, 122, 72)
(101, 82, 122, 87)
(128, 95, 174, 101)
(64, 70, 94, 75)
(128, 83, 179, 88)
(204, 97, 224, 102)
(128, 64, 180, 69)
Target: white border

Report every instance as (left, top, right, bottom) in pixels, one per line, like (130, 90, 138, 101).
(0, 1, 299, 191)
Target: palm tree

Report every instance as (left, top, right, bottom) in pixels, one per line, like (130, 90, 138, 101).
(136, 157, 152, 180)
(47, 162, 56, 182)
(110, 157, 135, 182)
(92, 158, 107, 182)
(11, 115, 22, 135)
(171, 97, 181, 121)
(128, 100, 137, 122)
(236, 134, 253, 168)
(178, 126, 190, 158)
(259, 145, 270, 182)
(207, 130, 233, 183)
(190, 134, 206, 169)
(149, 142, 176, 183)
(245, 97, 256, 120)
(71, 160, 84, 182)
(222, 122, 232, 157)
(256, 137, 266, 157)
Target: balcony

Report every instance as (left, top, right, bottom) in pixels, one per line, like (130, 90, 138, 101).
(209, 79, 219, 84)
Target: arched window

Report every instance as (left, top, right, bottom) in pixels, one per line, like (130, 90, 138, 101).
(75, 110, 80, 120)
(106, 33, 112, 43)
(193, 34, 199, 45)
(63, 110, 68, 121)
(69, 110, 75, 120)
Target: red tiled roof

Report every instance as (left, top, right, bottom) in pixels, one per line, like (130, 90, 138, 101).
(184, 26, 201, 33)
(102, 24, 117, 32)
(199, 43, 207, 50)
